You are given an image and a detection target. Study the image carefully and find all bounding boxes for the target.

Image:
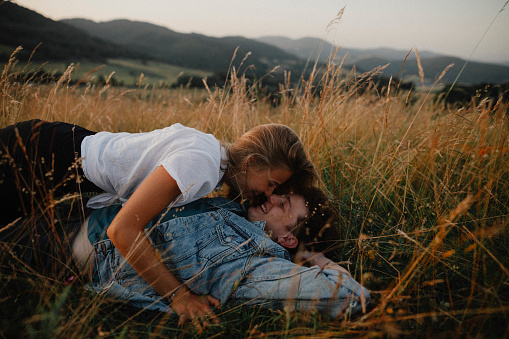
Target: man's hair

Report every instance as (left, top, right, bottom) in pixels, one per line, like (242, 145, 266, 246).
(291, 186, 340, 254)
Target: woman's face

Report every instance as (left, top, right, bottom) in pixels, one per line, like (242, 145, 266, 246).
(239, 165, 293, 199)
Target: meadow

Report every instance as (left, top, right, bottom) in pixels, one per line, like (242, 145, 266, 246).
(5, 58, 211, 88)
(1, 49, 508, 338)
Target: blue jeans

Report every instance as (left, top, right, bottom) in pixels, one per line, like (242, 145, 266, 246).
(89, 200, 370, 318)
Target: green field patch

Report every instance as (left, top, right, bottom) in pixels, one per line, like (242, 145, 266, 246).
(3, 59, 211, 87)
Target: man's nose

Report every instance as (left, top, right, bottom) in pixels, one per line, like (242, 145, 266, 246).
(268, 193, 283, 203)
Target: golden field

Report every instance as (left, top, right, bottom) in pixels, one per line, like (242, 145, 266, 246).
(1, 49, 508, 338)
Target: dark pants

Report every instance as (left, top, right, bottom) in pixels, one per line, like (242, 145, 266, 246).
(0, 119, 102, 226)
(0, 201, 90, 279)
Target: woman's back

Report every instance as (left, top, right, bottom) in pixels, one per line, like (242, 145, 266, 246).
(82, 123, 226, 207)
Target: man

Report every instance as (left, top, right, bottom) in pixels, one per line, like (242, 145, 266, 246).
(1, 187, 369, 323)
(81, 188, 370, 321)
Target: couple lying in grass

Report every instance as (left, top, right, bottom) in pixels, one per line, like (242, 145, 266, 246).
(1, 120, 369, 328)
(2, 186, 369, 328)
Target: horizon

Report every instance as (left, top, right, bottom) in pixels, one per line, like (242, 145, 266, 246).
(11, 0, 509, 65)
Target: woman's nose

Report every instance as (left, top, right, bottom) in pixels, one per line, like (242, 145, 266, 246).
(264, 186, 276, 197)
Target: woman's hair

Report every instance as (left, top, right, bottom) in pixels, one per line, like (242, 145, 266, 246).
(223, 124, 318, 201)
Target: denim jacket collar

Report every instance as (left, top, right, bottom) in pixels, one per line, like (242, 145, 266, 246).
(206, 197, 246, 214)
(206, 197, 266, 229)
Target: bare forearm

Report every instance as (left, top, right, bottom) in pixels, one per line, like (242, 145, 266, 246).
(111, 219, 220, 328)
(107, 166, 187, 300)
(106, 166, 219, 326)
(113, 230, 183, 299)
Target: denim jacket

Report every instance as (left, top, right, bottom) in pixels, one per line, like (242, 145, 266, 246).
(90, 198, 370, 317)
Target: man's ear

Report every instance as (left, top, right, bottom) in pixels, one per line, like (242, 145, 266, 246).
(277, 235, 298, 249)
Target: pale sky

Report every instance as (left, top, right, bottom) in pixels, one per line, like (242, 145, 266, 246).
(13, 0, 509, 64)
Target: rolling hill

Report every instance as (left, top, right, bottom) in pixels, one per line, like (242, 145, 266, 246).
(352, 55, 509, 85)
(0, 1, 148, 62)
(60, 19, 305, 74)
(256, 36, 441, 64)
(257, 36, 509, 85)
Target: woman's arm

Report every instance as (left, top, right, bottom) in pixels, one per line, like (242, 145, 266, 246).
(107, 166, 219, 327)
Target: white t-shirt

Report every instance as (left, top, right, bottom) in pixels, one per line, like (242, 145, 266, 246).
(81, 123, 226, 208)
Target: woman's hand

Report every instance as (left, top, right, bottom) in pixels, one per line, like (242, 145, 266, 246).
(170, 286, 220, 328)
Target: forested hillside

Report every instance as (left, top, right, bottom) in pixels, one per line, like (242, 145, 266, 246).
(0, 2, 148, 62)
(61, 18, 305, 73)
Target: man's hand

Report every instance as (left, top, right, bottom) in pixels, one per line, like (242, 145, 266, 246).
(170, 286, 221, 329)
(296, 251, 351, 276)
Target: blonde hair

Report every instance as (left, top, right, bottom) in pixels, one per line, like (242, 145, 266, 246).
(223, 124, 318, 201)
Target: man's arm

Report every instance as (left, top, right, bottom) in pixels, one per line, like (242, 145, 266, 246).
(229, 254, 369, 318)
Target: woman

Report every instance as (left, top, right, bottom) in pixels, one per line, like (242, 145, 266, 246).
(0, 119, 318, 321)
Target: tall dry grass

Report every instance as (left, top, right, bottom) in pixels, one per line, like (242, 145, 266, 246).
(1, 48, 508, 338)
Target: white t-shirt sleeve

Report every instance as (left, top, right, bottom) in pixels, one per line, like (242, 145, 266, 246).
(160, 148, 223, 206)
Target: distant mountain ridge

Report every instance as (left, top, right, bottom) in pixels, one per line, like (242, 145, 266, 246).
(256, 36, 441, 64)
(60, 18, 304, 74)
(256, 36, 509, 85)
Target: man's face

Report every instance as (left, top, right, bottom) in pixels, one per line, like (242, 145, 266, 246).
(247, 194, 309, 248)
